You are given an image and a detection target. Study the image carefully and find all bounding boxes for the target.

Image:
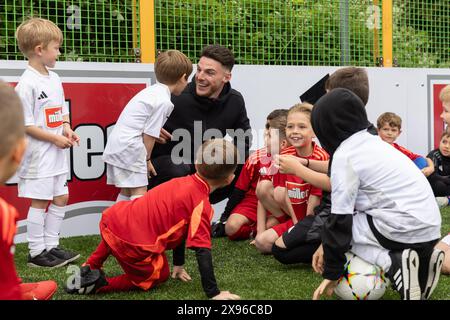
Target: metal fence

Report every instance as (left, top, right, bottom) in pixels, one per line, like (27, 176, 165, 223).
(0, 0, 139, 62)
(155, 0, 383, 66)
(1, 1, 449, 67)
(393, 0, 450, 68)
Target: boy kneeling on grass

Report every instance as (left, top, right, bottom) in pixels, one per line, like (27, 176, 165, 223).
(309, 88, 444, 300)
(66, 139, 240, 300)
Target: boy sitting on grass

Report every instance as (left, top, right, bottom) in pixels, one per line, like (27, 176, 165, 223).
(66, 139, 240, 300)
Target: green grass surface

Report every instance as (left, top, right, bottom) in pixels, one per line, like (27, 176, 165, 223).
(14, 208, 450, 300)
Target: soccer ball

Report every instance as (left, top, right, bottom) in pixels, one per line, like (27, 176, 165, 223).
(334, 252, 389, 300)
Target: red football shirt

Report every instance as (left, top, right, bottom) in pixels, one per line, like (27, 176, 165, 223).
(392, 142, 421, 161)
(102, 174, 214, 253)
(0, 197, 21, 300)
(273, 143, 329, 220)
(235, 147, 274, 196)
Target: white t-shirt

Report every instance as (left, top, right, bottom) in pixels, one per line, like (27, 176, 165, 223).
(331, 130, 441, 244)
(102, 83, 174, 173)
(15, 66, 69, 179)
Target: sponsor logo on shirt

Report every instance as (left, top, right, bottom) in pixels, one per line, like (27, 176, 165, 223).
(286, 181, 310, 204)
(44, 106, 63, 129)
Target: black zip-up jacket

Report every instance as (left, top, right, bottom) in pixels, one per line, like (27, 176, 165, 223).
(152, 78, 252, 162)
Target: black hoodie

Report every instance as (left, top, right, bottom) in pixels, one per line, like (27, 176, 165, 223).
(152, 78, 252, 163)
(311, 88, 369, 280)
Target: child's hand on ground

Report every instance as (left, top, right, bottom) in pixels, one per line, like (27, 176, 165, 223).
(171, 266, 192, 282)
(312, 279, 338, 300)
(211, 291, 240, 300)
(249, 239, 256, 246)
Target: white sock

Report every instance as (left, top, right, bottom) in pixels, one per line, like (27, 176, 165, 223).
(116, 193, 130, 202)
(44, 203, 65, 251)
(130, 194, 143, 201)
(27, 207, 46, 258)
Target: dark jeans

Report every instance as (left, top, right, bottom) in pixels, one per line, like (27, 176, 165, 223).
(272, 215, 321, 265)
(427, 173, 450, 197)
(148, 155, 239, 204)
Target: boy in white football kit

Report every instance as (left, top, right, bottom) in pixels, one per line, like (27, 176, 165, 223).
(310, 88, 444, 300)
(15, 18, 80, 268)
(102, 50, 192, 201)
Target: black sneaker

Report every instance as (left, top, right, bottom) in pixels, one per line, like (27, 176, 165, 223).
(211, 221, 226, 238)
(48, 247, 80, 264)
(65, 266, 108, 294)
(421, 248, 445, 300)
(387, 249, 421, 300)
(28, 250, 68, 268)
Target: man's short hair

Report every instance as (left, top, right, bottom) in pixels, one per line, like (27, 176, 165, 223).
(439, 85, 450, 104)
(325, 67, 369, 106)
(200, 45, 235, 72)
(155, 50, 193, 85)
(16, 17, 63, 58)
(195, 139, 238, 180)
(377, 112, 402, 130)
(0, 81, 25, 158)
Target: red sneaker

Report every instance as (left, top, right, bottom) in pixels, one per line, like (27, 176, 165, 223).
(20, 280, 58, 300)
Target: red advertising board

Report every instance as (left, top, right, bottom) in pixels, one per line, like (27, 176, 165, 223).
(0, 82, 146, 221)
(433, 83, 449, 149)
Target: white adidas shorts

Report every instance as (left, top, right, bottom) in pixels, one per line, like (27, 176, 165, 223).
(442, 234, 450, 246)
(18, 174, 68, 200)
(106, 164, 148, 188)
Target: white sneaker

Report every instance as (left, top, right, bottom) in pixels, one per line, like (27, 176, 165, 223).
(421, 248, 445, 300)
(387, 249, 421, 300)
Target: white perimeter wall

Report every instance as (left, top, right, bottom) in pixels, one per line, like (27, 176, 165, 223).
(1, 61, 449, 240)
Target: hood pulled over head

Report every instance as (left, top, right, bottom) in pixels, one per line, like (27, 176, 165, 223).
(311, 88, 369, 156)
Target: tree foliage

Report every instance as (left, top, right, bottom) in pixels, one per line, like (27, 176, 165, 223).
(0, 0, 448, 67)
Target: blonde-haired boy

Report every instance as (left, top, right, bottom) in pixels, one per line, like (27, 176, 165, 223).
(15, 17, 80, 268)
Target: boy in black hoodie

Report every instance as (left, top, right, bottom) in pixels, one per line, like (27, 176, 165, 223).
(310, 88, 444, 300)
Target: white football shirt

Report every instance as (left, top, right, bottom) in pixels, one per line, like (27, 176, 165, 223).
(331, 130, 441, 244)
(102, 83, 174, 173)
(15, 66, 69, 179)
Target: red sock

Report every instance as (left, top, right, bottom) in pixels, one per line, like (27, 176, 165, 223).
(84, 239, 111, 270)
(228, 224, 253, 241)
(96, 274, 138, 293)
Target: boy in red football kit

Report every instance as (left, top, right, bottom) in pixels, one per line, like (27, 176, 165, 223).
(223, 109, 289, 240)
(254, 103, 329, 254)
(377, 112, 434, 175)
(0, 81, 57, 300)
(66, 139, 240, 299)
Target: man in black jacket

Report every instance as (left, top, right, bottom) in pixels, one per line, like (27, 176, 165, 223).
(149, 45, 252, 210)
